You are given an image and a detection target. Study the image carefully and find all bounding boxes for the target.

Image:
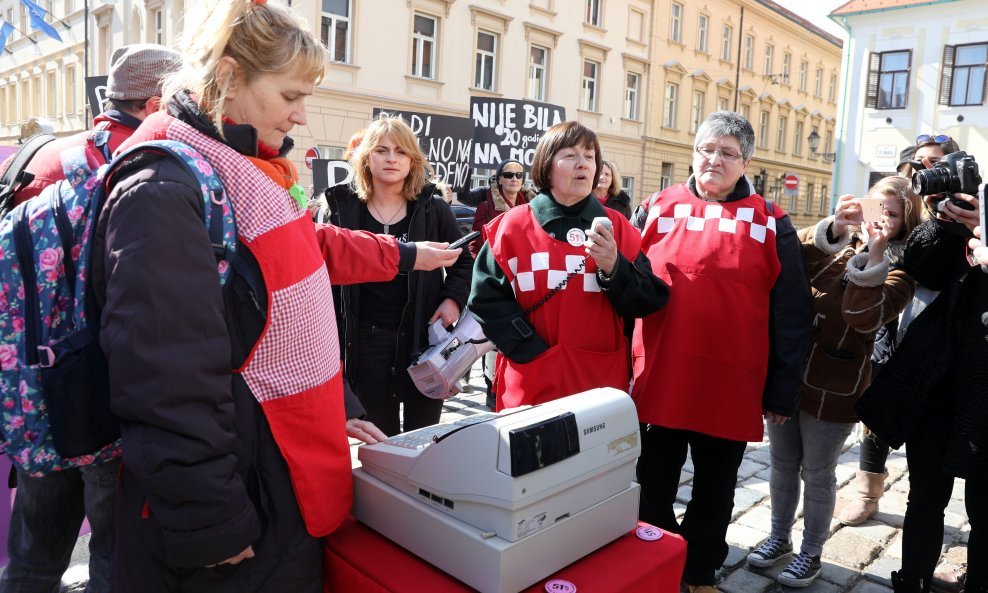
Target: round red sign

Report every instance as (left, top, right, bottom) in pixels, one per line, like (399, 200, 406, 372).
(783, 174, 799, 191)
(304, 147, 318, 170)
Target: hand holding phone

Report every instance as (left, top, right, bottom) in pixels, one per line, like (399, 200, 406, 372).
(588, 216, 613, 235)
(857, 198, 884, 224)
(447, 231, 480, 250)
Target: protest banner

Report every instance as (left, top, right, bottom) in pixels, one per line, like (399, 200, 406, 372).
(469, 98, 565, 170)
(85, 76, 109, 120)
(372, 108, 474, 191)
(312, 159, 355, 195)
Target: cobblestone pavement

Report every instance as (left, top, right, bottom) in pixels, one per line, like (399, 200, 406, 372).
(52, 363, 968, 592)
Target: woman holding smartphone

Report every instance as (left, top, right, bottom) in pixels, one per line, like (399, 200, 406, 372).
(327, 114, 473, 436)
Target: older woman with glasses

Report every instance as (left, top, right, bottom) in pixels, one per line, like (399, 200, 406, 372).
(467, 159, 535, 257)
(630, 111, 812, 593)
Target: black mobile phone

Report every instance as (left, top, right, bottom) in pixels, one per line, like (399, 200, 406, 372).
(448, 231, 480, 250)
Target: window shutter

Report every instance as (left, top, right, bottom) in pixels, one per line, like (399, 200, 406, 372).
(865, 52, 880, 109)
(939, 45, 955, 105)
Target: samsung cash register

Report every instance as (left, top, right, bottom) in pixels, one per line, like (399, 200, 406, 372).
(352, 387, 641, 593)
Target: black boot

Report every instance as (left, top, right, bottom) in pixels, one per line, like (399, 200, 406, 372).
(892, 571, 928, 593)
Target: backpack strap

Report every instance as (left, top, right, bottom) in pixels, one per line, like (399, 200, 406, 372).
(12, 205, 44, 367)
(0, 133, 57, 216)
(88, 121, 113, 164)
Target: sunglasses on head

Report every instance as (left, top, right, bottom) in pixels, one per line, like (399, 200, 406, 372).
(500, 171, 524, 179)
(916, 134, 951, 145)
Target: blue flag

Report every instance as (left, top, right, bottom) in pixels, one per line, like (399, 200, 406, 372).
(0, 20, 13, 53)
(21, 0, 61, 42)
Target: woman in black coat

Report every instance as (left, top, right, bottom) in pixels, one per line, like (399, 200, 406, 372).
(591, 160, 632, 219)
(328, 114, 473, 436)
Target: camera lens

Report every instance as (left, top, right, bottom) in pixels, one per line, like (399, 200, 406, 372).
(912, 167, 953, 196)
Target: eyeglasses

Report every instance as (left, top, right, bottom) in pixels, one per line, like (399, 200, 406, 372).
(695, 146, 744, 163)
(500, 171, 524, 179)
(916, 134, 951, 145)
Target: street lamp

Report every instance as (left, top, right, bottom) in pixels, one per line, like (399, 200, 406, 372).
(807, 128, 835, 163)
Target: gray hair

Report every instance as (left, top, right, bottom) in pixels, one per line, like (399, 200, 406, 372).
(694, 111, 755, 161)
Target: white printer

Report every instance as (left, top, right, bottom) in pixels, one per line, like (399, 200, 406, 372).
(352, 387, 641, 593)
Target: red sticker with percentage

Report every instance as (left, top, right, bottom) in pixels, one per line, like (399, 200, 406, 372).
(636, 525, 664, 541)
(545, 579, 577, 593)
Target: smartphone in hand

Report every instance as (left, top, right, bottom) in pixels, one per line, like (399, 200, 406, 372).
(857, 198, 884, 224)
(589, 216, 613, 235)
(448, 231, 480, 250)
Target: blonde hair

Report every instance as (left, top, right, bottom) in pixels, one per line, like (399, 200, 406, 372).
(162, 0, 326, 136)
(868, 175, 922, 241)
(350, 114, 433, 202)
(601, 160, 623, 196)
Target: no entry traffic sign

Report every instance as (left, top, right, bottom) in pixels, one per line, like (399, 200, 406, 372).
(783, 173, 800, 191)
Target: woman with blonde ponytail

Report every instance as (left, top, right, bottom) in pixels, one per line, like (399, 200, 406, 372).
(90, 1, 460, 591)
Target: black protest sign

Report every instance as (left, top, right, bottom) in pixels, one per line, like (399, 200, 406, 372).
(312, 159, 355, 195)
(372, 108, 474, 192)
(85, 76, 109, 118)
(469, 98, 565, 170)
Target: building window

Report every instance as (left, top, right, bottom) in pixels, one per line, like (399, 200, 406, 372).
(940, 43, 988, 107)
(528, 45, 548, 101)
(819, 184, 828, 214)
(0, 86, 5, 123)
(867, 50, 910, 109)
(793, 120, 803, 156)
(663, 82, 678, 128)
(66, 65, 76, 115)
(475, 30, 498, 91)
(828, 73, 837, 102)
(721, 24, 732, 62)
(717, 96, 728, 111)
(660, 162, 674, 190)
(788, 186, 797, 212)
(471, 167, 494, 189)
(782, 52, 791, 84)
(776, 115, 787, 152)
(586, 0, 602, 27)
(581, 60, 599, 112)
(411, 13, 438, 79)
(690, 90, 705, 134)
(628, 8, 644, 43)
(799, 60, 808, 91)
(764, 44, 774, 76)
(825, 129, 833, 154)
(740, 103, 750, 121)
(625, 72, 640, 120)
(320, 0, 351, 63)
(806, 183, 815, 214)
(670, 3, 683, 44)
(696, 14, 708, 53)
(758, 110, 769, 148)
(743, 35, 754, 70)
(149, 8, 163, 44)
(814, 67, 823, 97)
(65, 0, 73, 12)
(97, 21, 111, 75)
(32, 76, 41, 116)
(46, 71, 56, 118)
(621, 175, 634, 197)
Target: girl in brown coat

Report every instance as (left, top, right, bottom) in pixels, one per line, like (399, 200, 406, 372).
(747, 175, 920, 587)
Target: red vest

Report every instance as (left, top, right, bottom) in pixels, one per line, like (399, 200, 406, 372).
(632, 184, 784, 442)
(487, 206, 639, 409)
(120, 112, 354, 537)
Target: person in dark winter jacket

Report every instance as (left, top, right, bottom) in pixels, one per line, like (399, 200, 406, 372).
(591, 160, 632, 219)
(468, 159, 534, 257)
(330, 114, 473, 436)
(90, 3, 460, 592)
(856, 186, 985, 593)
(747, 176, 918, 587)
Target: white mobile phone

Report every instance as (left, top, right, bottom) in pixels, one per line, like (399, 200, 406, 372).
(589, 216, 613, 234)
(857, 198, 883, 224)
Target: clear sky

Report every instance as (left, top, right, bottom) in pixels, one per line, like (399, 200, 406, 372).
(770, 0, 850, 40)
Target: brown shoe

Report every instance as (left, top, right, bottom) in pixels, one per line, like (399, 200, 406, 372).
(838, 470, 886, 526)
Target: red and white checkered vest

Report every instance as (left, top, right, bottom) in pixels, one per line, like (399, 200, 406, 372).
(632, 183, 784, 442)
(121, 112, 352, 537)
(486, 203, 640, 409)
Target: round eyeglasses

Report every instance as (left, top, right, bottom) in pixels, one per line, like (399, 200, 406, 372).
(695, 147, 743, 163)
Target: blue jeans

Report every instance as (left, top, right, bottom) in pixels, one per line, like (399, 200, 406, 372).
(0, 458, 119, 593)
(767, 411, 854, 557)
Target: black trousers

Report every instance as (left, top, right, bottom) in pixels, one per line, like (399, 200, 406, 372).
(636, 424, 747, 586)
(901, 396, 987, 588)
(354, 324, 443, 437)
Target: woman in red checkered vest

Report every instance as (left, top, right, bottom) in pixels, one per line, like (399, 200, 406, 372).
(468, 121, 668, 411)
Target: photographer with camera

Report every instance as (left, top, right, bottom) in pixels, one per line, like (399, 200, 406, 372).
(856, 144, 987, 593)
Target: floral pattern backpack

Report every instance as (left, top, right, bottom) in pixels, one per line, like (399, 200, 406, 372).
(0, 140, 236, 476)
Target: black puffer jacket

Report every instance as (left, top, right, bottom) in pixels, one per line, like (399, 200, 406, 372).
(328, 185, 473, 385)
(602, 190, 632, 219)
(856, 219, 988, 481)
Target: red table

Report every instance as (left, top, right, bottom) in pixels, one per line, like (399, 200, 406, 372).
(324, 516, 686, 593)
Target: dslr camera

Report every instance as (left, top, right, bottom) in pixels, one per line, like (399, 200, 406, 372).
(911, 150, 981, 214)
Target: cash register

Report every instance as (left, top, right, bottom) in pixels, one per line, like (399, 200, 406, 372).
(352, 388, 641, 593)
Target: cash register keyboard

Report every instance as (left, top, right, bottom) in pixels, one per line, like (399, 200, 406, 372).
(385, 413, 499, 450)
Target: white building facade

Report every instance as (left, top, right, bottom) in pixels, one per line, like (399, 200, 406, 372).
(830, 0, 988, 199)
